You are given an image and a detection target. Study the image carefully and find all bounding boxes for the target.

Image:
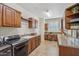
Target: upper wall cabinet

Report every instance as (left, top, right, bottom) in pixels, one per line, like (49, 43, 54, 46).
(45, 23, 48, 32)
(0, 3, 21, 27)
(65, 3, 79, 29)
(0, 4, 3, 27)
(28, 18, 33, 28)
(3, 5, 15, 27)
(14, 11, 21, 27)
(28, 18, 38, 28)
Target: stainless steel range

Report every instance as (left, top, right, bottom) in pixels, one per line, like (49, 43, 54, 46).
(0, 35, 28, 56)
(0, 37, 12, 56)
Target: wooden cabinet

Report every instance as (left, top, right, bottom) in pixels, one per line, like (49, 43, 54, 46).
(59, 46, 73, 56)
(28, 18, 38, 28)
(65, 10, 73, 17)
(28, 39, 32, 54)
(0, 4, 3, 27)
(3, 5, 15, 27)
(35, 37, 38, 47)
(35, 36, 41, 47)
(27, 36, 41, 55)
(14, 11, 21, 27)
(38, 36, 41, 45)
(31, 37, 36, 50)
(65, 3, 79, 29)
(65, 6, 73, 29)
(45, 23, 48, 31)
(59, 46, 79, 56)
(28, 18, 32, 28)
(0, 3, 21, 27)
(65, 10, 72, 29)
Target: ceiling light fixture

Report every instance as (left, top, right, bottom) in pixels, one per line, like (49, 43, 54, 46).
(45, 10, 51, 17)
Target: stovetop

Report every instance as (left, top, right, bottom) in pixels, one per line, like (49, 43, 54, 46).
(0, 35, 29, 49)
(5, 38, 28, 46)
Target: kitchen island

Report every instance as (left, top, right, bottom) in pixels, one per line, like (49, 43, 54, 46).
(58, 34, 79, 56)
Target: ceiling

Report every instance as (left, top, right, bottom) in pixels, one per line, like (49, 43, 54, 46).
(17, 3, 74, 19)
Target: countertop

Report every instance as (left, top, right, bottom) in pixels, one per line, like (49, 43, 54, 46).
(21, 34, 40, 39)
(0, 34, 40, 51)
(12, 35, 40, 45)
(58, 34, 79, 48)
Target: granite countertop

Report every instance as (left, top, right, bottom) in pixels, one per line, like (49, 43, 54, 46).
(21, 34, 40, 39)
(58, 34, 79, 48)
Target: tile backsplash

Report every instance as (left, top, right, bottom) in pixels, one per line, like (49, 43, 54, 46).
(0, 20, 38, 36)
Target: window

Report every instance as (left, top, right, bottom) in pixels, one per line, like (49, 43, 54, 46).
(48, 21, 61, 32)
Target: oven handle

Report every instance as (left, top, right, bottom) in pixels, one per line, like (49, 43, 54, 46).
(15, 45, 25, 50)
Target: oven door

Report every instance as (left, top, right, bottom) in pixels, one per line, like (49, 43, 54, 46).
(0, 47, 12, 56)
(14, 42, 28, 56)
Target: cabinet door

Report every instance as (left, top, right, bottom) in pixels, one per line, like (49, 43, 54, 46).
(33, 37, 36, 49)
(59, 46, 74, 56)
(28, 18, 33, 28)
(35, 36, 41, 47)
(31, 37, 36, 50)
(65, 10, 72, 29)
(3, 6, 15, 27)
(38, 36, 41, 45)
(45, 23, 48, 31)
(14, 11, 21, 27)
(28, 40, 32, 54)
(28, 21, 32, 28)
(0, 4, 3, 26)
(45, 34, 48, 40)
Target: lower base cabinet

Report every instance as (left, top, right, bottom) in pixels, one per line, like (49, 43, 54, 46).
(28, 36, 41, 55)
(59, 46, 79, 56)
(28, 39, 32, 54)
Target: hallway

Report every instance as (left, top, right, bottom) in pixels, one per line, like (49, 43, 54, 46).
(29, 40, 59, 56)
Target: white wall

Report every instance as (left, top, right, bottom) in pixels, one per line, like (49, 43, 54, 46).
(39, 18, 45, 42)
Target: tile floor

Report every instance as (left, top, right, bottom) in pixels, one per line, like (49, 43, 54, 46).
(29, 40, 59, 56)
